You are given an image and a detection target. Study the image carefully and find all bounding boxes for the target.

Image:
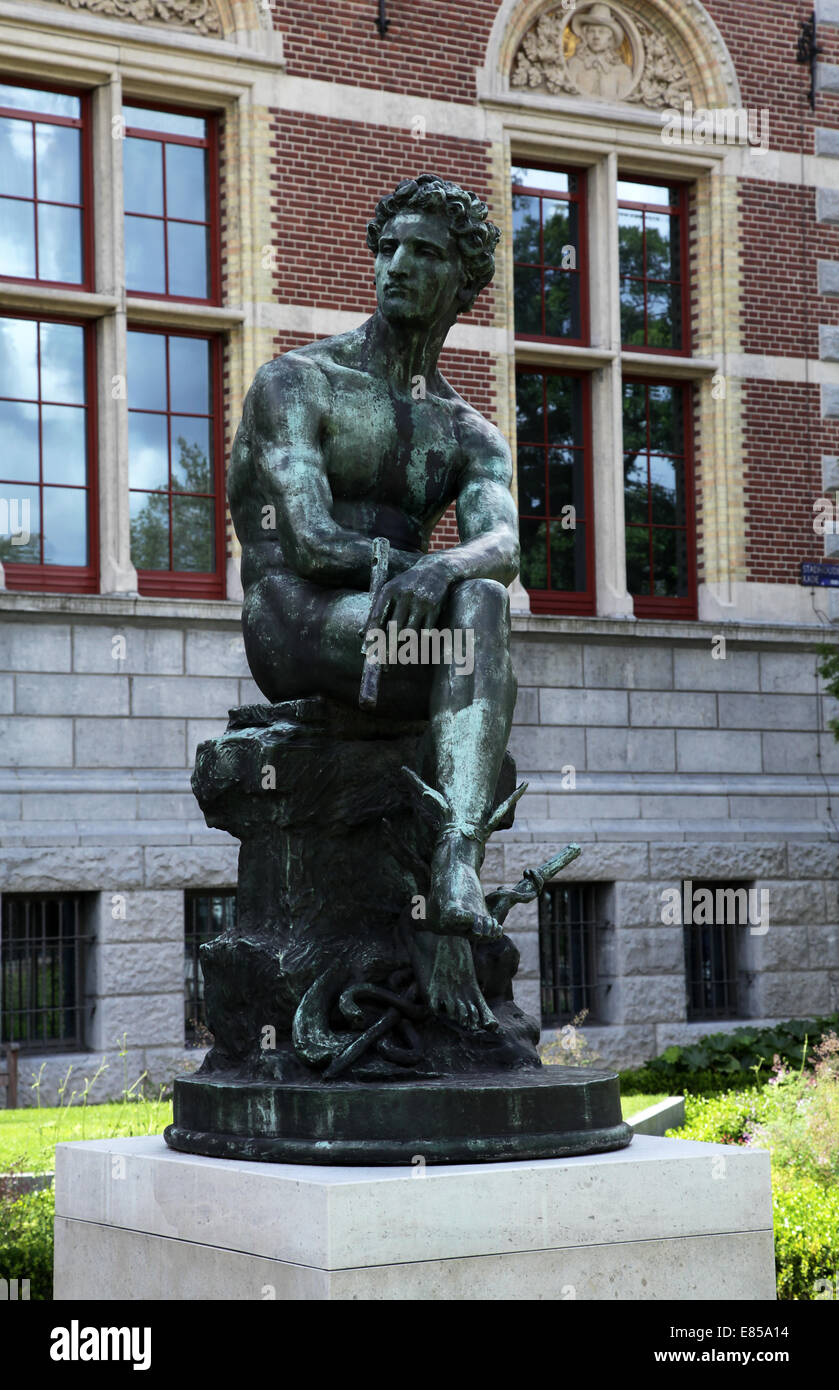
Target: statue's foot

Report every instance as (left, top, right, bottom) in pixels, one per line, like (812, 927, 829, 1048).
(428, 828, 502, 943)
(411, 931, 499, 1033)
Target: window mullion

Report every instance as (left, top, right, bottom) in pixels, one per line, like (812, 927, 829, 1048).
(93, 74, 137, 597)
(590, 153, 632, 619)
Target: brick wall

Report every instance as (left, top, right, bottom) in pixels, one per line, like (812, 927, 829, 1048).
(262, 0, 839, 151)
(257, 6, 839, 589)
(267, 112, 496, 324)
(743, 381, 833, 582)
(266, 0, 500, 103)
(740, 182, 839, 359)
(703, 0, 839, 153)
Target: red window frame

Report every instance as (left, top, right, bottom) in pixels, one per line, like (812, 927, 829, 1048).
(511, 162, 589, 347)
(128, 325, 225, 599)
(0, 311, 99, 594)
(515, 364, 595, 616)
(623, 375, 696, 620)
(123, 100, 221, 306)
(0, 77, 93, 292)
(618, 179, 690, 357)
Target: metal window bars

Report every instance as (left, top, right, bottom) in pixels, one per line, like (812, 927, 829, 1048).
(538, 883, 599, 1026)
(0, 895, 90, 1051)
(683, 881, 741, 1020)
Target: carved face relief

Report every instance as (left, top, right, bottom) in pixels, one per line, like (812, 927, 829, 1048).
(511, 1, 692, 111)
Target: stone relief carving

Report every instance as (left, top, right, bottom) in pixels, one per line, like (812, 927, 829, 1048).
(511, 1, 692, 109)
(40, 0, 222, 36)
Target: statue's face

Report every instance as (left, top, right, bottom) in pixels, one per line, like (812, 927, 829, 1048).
(585, 23, 616, 53)
(375, 211, 467, 327)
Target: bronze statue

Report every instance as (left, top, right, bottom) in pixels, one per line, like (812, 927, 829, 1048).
(229, 175, 521, 1032)
(165, 175, 630, 1165)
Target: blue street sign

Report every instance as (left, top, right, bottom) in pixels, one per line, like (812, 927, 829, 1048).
(801, 560, 839, 587)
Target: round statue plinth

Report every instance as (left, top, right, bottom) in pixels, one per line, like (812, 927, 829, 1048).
(169, 700, 633, 1167)
(164, 1068, 632, 1166)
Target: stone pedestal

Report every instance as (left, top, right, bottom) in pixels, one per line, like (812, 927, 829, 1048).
(54, 1135, 776, 1301)
(171, 697, 632, 1164)
(186, 697, 533, 1085)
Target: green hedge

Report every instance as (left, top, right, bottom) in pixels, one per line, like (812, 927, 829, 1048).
(619, 1013, 839, 1095)
(773, 1177, 839, 1301)
(672, 1069, 839, 1301)
(0, 1187, 54, 1300)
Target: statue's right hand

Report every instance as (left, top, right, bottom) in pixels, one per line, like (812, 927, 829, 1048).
(366, 557, 451, 636)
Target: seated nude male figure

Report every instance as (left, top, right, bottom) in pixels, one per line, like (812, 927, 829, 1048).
(228, 175, 519, 1033)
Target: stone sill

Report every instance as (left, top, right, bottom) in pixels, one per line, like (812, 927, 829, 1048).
(512, 341, 718, 379)
(1, 824, 831, 848)
(0, 591, 242, 624)
(495, 824, 836, 843)
(0, 770, 832, 796)
(514, 772, 838, 795)
(542, 1017, 811, 1046)
(0, 284, 119, 318)
(0, 591, 835, 645)
(125, 299, 247, 331)
(0, 826, 229, 847)
(477, 86, 727, 161)
(511, 612, 837, 646)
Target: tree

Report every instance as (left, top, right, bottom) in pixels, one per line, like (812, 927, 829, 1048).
(130, 436, 214, 572)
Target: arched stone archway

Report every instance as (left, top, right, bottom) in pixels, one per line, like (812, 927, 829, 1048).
(478, 0, 742, 110)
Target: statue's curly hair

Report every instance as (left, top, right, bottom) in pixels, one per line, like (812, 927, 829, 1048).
(366, 174, 501, 313)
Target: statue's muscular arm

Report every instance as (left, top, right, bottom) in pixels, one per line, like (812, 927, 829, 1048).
(451, 410, 519, 585)
(368, 406, 519, 633)
(242, 355, 418, 590)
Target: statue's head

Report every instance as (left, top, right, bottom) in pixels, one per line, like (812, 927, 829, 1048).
(367, 174, 501, 327)
(571, 3, 623, 54)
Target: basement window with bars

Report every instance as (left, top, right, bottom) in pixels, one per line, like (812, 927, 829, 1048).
(683, 881, 745, 1021)
(184, 890, 236, 1046)
(538, 883, 601, 1027)
(0, 894, 90, 1051)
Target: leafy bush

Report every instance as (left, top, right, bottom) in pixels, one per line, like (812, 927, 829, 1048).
(773, 1175, 839, 1301)
(620, 1064, 746, 1097)
(0, 1186, 54, 1300)
(673, 1036, 839, 1301)
(747, 1034, 839, 1188)
(817, 644, 839, 740)
(667, 1086, 773, 1142)
(619, 1013, 839, 1094)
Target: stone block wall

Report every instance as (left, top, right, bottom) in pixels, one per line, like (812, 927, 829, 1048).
(504, 616, 839, 1069)
(2, 597, 835, 1094)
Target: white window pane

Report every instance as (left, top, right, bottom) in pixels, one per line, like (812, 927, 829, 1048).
(0, 318, 38, 398)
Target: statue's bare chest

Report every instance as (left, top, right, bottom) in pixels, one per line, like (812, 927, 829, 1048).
(320, 376, 462, 514)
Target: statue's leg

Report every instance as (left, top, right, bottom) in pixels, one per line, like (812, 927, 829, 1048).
(410, 579, 517, 1032)
(242, 571, 514, 1032)
(427, 578, 517, 933)
(242, 570, 432, 713)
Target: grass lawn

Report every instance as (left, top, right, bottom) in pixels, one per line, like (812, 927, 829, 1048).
(620, 1093, 669, 1119)
(0, 1099, 173, 1173)
(0, 1091, 671, 1170)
